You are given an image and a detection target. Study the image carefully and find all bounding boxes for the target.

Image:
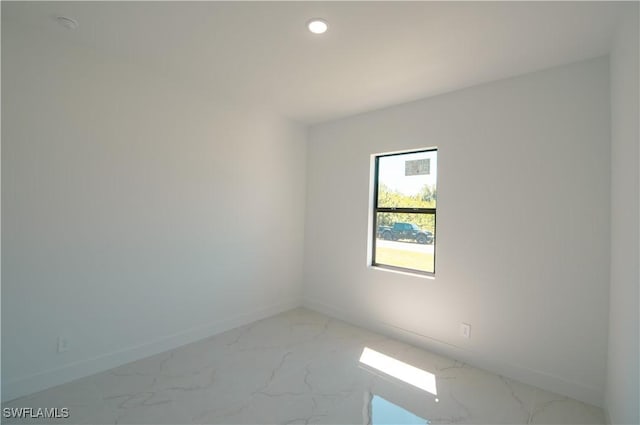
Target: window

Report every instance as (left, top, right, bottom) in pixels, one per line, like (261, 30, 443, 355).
(372, 149, 437, 275)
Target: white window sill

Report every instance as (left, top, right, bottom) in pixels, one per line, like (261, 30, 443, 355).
(369, 265, 435, 280)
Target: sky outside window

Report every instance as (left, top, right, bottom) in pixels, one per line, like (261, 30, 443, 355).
(378, 150, 437, 197)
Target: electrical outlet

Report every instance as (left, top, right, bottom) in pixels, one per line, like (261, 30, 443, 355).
(57, 336, 70, 353)
(460, 323, 471, 339)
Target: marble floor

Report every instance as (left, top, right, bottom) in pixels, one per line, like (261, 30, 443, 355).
(3, 308, 604, 425)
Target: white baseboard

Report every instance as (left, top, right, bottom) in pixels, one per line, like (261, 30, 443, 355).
(4, 296, 603, 408)
(302, 296, 604, 408)
(3, 298, 301, 403)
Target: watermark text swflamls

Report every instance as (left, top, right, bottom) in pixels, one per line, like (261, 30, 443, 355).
(3, 407, 70, 419)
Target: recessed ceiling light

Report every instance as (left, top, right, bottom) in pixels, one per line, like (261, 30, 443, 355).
(307, 18, 328, 35)
(55, 16, 79, 30)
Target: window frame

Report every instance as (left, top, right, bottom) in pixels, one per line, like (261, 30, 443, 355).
(371, 148, 437, 276)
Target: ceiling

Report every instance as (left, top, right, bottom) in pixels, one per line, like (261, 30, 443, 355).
(3, 1, 626, 124)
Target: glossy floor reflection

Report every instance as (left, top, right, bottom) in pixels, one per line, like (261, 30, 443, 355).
(369, 395, 428, 425)
(3, 308, 604, 424)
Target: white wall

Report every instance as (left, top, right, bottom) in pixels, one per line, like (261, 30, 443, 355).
(606, 6, 639, 424)
(1, 22, 306, 401)
(304, 58, 611, 406)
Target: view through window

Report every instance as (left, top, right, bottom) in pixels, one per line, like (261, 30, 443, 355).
(372, 149, 437, 274)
